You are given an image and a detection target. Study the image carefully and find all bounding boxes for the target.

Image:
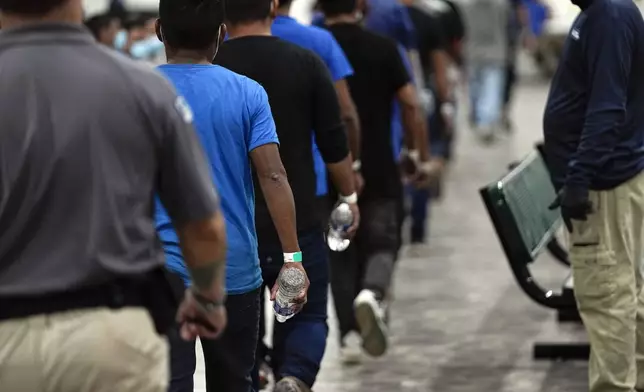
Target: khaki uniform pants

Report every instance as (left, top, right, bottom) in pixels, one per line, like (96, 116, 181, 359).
(569, 172, 644, 392)
(0, 307, 168, 392)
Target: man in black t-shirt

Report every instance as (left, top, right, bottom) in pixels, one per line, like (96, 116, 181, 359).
(214, 0, 359, 390)
(418, 0, 466, 64)
(401, 0, 455, 243)
(319, 0, 437, 361)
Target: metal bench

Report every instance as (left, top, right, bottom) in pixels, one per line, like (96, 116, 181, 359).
(479, 149, 589, 360)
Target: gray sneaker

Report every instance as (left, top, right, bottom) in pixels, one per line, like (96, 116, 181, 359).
(354, 289, 389, 357)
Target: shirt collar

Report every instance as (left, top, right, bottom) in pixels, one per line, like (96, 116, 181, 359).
(0, 23, 94, 46)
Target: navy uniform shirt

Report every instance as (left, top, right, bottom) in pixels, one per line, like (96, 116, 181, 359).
(543, 0, 644, 191)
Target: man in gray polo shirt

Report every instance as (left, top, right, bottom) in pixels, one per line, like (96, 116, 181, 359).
(0, 0, 228, 391)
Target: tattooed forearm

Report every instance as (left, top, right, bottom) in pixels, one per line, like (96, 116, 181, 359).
(187, 261, 225, 293)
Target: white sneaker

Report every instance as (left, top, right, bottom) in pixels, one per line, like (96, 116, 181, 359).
(339, 331, 363, 365)
(354, 289, 388, 357)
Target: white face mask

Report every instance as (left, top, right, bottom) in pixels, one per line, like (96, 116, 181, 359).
(113, 30, 128, 50)
(130, 35, 164, 59)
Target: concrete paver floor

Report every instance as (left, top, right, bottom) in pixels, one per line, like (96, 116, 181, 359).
(194, 55, 589, 392)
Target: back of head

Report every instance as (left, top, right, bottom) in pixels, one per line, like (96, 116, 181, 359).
(225, 0, 272, 25)
(123, 13, 149, 31)
(159, 0, 224, 50)
(318, 0, 356, 17)
(0, 0, 68, 15)
(84, 13, 113, 40)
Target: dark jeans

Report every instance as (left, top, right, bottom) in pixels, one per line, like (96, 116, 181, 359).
(168, 287, 261, 392)
(409, 105, 449, 242)
(329, 198, 401, 340)
(410, 186, 432, 243)
(252, 230, 329, 389)
(504, 42, 519, 107)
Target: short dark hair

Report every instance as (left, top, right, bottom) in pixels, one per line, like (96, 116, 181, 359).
(318, 0, 356, 17)
(159, 0, 224, 50)
(0, 0, 67, 15)
(278, 0, 293, 8)
(85, 13, 116, 40)
(123, 13, 151, 31)
(225, 0, 271, 25)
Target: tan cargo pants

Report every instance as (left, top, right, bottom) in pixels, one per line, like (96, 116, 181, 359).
(0, 307, 168, 392)
(569, 171, 644, 392)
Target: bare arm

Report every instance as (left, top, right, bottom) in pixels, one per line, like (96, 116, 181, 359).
(250, 144, 300, 253)
(397, 83, 430, 162)
(327, 155, 357, 196)
(430, 49, 451, 103)
(334, 79, 361, 159)
(408, 49, 427, 92)
(310, 56, 356, 197)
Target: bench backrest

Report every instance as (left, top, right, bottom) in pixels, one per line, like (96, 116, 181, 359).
(480, 150, 562, 264)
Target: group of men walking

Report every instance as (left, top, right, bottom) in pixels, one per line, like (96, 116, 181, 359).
(7, 0, 644, 391)
(0, 0, 441, 391)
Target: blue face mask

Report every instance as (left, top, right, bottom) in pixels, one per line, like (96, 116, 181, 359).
(130, 35, 165, 60)
(113, 30, 128, 51)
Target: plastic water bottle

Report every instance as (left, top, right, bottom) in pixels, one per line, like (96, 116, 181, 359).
(327, 202, 354, 252)
(273, 267, 307, 323)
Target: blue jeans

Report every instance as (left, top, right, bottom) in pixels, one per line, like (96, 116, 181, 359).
(468, 62, 505, 128)
(252, 230, 329, 388)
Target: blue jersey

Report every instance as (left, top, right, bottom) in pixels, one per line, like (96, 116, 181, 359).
(155, 64, 278, 294)
(273, 15, 354, 196)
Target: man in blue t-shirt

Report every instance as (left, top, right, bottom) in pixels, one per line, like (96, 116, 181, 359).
(154, 0, 306, 391)
(274, 0, 362, 203)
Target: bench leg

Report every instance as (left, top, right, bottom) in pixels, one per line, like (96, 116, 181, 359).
(533, 343, 589, 361)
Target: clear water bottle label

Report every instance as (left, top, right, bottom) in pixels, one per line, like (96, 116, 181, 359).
(273, 300, 296, 318)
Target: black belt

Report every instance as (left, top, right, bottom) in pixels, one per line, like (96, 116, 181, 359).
(0, 276, 148, 322)
(0, 268, 182, 335)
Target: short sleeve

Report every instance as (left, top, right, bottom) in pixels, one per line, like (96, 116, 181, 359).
(246, 81, 280, 152)
(448, 1, 466, 41)
(387, 41, 412, 93)
(324, 33, 354, 81)
(155, 87, 220, 225)
(424, 15, 447, 52)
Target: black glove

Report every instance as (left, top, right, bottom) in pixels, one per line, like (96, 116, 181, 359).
(548, 185, 593, 233)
